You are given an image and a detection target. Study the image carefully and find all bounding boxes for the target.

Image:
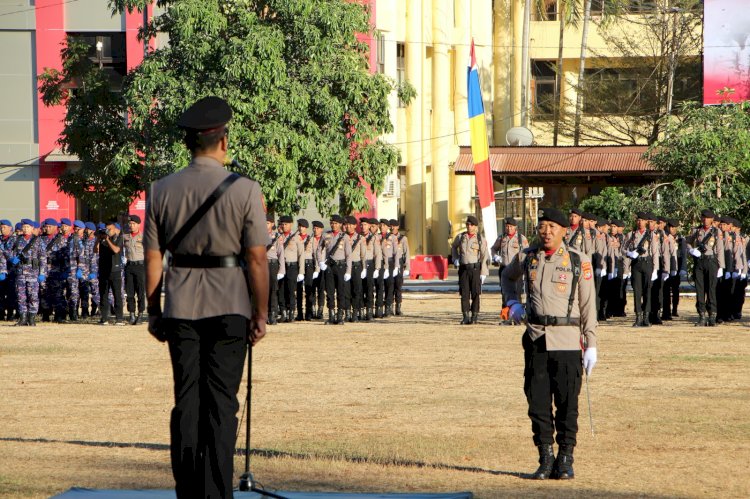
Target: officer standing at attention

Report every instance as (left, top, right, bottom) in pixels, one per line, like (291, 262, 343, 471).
(622, 212, 660, 327)
(318, 215, 352, 325)
(0, 219, 17, 321)
(82, 222, 100, 318)
(565, 209, 589, 254)
(123, 214, 146, 325)
(648, 216, 672, 325)
(664, 219, 685, 319)
(265, 215, 285, 325)
(310, 220, 325, 319)
(502, 207, 598, 480)
(344, 215, 366, 322)
(10, 219, 47, 326)
(491, 217, 529, 311)
(144, 96, 269, 499)
(98, 220, 125, 325)
(379, 219, 402, 317)
(686, 209, 724, 327)
(295, 219, 316, 321)
(451, 215, 489, 325)
(278, 215, 304, 323)
(390, 219, 410, 316)
(67, 220, 87, 322)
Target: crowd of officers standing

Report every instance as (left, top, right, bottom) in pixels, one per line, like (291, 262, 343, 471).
(482, 208, 748, 327)
(0, 216, 146, 327)
(265, 214, 410, 325)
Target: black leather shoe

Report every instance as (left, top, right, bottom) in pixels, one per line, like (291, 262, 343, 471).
(28, 314, 36, 327)
(470, 314, 478, 324)
(632, 313, 642, 328)
(552, 445, 575, 480)
(651, 316, 663, 325)
(531, 444, 555, 480)
(708, 313, 717, 326)
(460, 313, 471, 325)
(15, 313, 28, 327)
(129, 313, 136, 325)
(395, 304, 402, 316)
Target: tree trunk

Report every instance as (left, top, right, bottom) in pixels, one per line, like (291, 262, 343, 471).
(552, 2, 565, 146)
(521, 0, 531, 127)
(573, 0, 592, 146)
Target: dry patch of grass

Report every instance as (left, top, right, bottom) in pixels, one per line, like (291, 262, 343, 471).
(1, 294, 749, 498)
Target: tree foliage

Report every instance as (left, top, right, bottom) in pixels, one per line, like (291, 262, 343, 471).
(42, 0, 408, 216)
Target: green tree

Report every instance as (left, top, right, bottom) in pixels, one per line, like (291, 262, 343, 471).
(38, 38, 138, 219)
(45, 0, 407, 216)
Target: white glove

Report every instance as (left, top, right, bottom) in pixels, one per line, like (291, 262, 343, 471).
(742, 273, 747, 280)
(384, 269, 390, 279)
(276, 273, 284, 281)
(393, 267, 399, 276)
(492, 254, 501, 264)
(679, 269, 687, 277)
(360, 269, 367, 279)
(344, 273, 351, 282)
(661, 271, 669, 281)
(453, 259, 460, 268)
(651, 270, 658, 281)
(607, 272, 614, 280)
(296, 274, 304, 282)
(319, 262, 328, 271)
(718, 268, 724, 278)
(373, 269, 380, 279)
(595, 268, 604, 277)
(670, 270, 677, 277)
(623, 273, 631, 279)
(732, 271, 739, 279)
(480, 274, 486, 284)
(313, 271, 319, 279)
(690, 248, 701, 257)
(583, 347, 597, 376)
(403, 269, 410, 277)
(626, 250, 639, 259)
(724, 271, 731, 279)
(613, 268, 618, 278)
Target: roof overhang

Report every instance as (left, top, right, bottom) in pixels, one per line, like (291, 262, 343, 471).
(454, 145, 660, 186)
(46, 148, 80, 163)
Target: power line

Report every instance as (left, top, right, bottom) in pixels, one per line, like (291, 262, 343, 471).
(0, 0, 80, 19)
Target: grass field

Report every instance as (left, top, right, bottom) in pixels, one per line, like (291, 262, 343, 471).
(1, 293, 749, 498)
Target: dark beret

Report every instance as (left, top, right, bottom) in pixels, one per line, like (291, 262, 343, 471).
(570, 208, 582, 216)
(656, 216, 666, 223)
(330, 214, 344, 224)
(734, 219, 742, 228)
(85, 222, 96, 231)
(666, 218, 679, 227)
(73, 220, 85, 229)
(389, 218, 399, 227)
(178, 96, 232, 130)
(359, 217, 371, 224)
(700, 209, 715, 219)
(278, 215, 293, 224)
(379, 218, 389, 224)
(60, 218, 72, 226)
(345, 215, 357, 225)
(503, 217, 517, 226)
(43, 218, 59, 227)
(538, 208, 569, 228)
(21, 218, 33, 226)
(312, 221, 324, 229)
(0, 219, 11, 227)
(32, 221, 40, 229)
(15, 222, 23, 230)
(297, 218, 309, 228)
(609, 219, 621, 227)
(466, 215, 479, 226)
(580, 212, 594, 221)
(596, 218, 608, 226)
(266, 213, 275, 223)
(97, 222, 106, 230)
(128, 214, 141, 224)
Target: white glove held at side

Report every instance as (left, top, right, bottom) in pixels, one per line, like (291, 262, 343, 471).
(583, 347, 597, 376)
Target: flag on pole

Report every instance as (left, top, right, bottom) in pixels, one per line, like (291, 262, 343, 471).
(467, 39, 497, 246)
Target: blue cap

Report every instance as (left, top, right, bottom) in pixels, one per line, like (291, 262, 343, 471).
(0, 219, 11, 227)
(114, 223, 121, 230)
(21, 218, 33, 226)
(73, 220, 85, 229)
(60, 217, 72, 226)
(15, 222, 23, 230)
(84, 222, 96, 231)
(32, 221, 40, 229)
(43, 218, 59, 227)
(97, 223, 106, 230)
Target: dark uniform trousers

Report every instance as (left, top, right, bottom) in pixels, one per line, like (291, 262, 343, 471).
(650, 267, 664, 320)
(375, 265, 385, 309)
(346, 261, 363, 311)
(165, 315, 246, 499)
(458, 263, 481, 314)
(630, 258, 653, 315)
(0, 272, 16, 319)
(311, 271, 325, 314)
(325, 260, 346, 311)
(363, 260, 375, 309)
(125, 261, 146, 315)
(734, 277, 747, 319)
(267, 259, 280, 316)
(694, 256, 719, 314)
(297, 259, 315, 318)
(497, 265, 507, 307)
(393, 262, 404, 306)
(280, 262, 298, 313)
(717, 275, 735, 321)
(99, 267, 124, 321)
(664, 274, 680, 316)
(523, 332, 582, 447)
(384, 257, 396, 307)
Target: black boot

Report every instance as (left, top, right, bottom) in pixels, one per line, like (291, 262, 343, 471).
(650, 314, 662, 325)
(461, 312, 471, 325)
(81, 307, 89, 319)
(90, 303, 98, 317)
(69, 308, 79, 322)
(327, 309, 336, 325)
(129, 312, 136, 325)
(345, 310, 353, 322)
(708, 312, 717, 326)
(42, 310, 50, 322)
(268, 308, 278, 325)
(470, 313, 478, 324)
(295, 310, 303, 321)
(695, 312, 705, 327)
(672, 308, 679, 317)
(305, 308, 313, 321)
(632, 313, 642, 328)
(134, 313, 144, 325)
(376, 306, 384, 319)
(280, 309, 288, 323)
(316, 306, 324, 319)
(552, 445, 575, 480)
(54, 310, 66, 324)
(15, 313, 28, 326)
(336, 309, 344, 325)
(641, 314, 651, 327)
(354, 309, 361, 322)
(286, 309, 294, 322)
(531, 444, 555, 480)
(385, 305, 393, 317)
(28, 314, 36, 327)
(395, 303, 402, 316)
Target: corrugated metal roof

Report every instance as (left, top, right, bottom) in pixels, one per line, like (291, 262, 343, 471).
(454, 145, 654, 175)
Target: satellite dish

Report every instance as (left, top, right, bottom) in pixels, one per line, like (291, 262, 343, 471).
(505, 127, 534, 146)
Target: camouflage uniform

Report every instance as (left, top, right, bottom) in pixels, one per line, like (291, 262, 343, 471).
(67, 232, 87, 320)
(0, 233, 17, 320)
(12, 235, 47, 321)
(42, 233, 70, 321)
(81, 234, 100, 315)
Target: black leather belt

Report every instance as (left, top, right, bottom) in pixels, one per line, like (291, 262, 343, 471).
(170, 254, 241, 268)
(286, 262, 299, 267)
(528, 313, 580, 326)
(304, 260, 315, 266)
(460, 263, 480, 269)
(352, 261, 363, 267)
(127, 260, 144, 265)
(330, 259, 346, 266)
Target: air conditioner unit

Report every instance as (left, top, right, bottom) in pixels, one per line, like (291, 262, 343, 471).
(383, 179, 400, 198)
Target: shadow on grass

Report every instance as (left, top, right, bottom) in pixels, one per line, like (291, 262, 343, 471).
(0, 436, 523, 478)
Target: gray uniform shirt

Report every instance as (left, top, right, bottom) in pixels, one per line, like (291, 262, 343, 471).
(451, 232, 489, 276)
(686, 226, 726, 269)
(123, 232, 144, 262)
(144, 156, 269, 320)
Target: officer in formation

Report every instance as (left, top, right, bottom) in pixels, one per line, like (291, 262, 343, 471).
(123, 214, 146, 325)
(491, 217, 529, 318)
(451, 215, 489, 325)
(278, 215, 304, 323)
(502, 207, 598, 480)
(390, 219, 410, 316)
